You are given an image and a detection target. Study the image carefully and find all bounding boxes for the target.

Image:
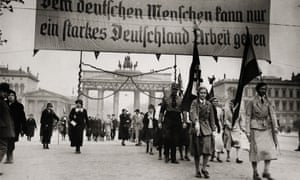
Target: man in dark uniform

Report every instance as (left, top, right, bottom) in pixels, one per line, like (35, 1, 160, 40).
(159, 83, 184, 164)
(40, 103, 59, 149)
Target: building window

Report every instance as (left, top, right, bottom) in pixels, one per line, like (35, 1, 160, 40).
(275, 88, 279, 98)
(289, 101, 294, 111)
(282, 101, 286, 111)
(275, 100, 280, 111)
(267, 88, 272, 97)
(252, 88, 256, 96)
(15, 83, 19, 93)
(297, 101, 300, 111)
(282, 88, 286, 98)
(20, 84, 25, 94)
(244, 87, 249, 97)
(297, 90, 300, 98)
(289, 89, 293, 98)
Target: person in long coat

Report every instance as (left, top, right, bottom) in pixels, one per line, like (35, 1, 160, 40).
(68, 99, 89, 153)
(119, 109, 131, 146)
(159, 82, 183, 164)
(25, 114, 37, 141)
(0, 83, 15, 175)
(223, 99, 243, 163)
(190, 86, 216, 178)
(244, 82, 278, 180)
(6, 89, 27, 163)
(40, 103, 59, 149)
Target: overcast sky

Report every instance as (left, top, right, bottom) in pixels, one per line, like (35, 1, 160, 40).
(0, 0, 300, 97)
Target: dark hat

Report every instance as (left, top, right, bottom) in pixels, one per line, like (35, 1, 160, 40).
(134, 109, 140, 113)
(8, 89, 16, 96)
(0, 83, 10, 92)
(171, 82, 179, 90)
(255, 82, 267, 92)
(47, 103, 53, 108)
(75, 99, 83, 105)
(148, 104, 155, 110)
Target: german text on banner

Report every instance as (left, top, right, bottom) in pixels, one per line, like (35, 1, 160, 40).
(34, 0, 270, 61)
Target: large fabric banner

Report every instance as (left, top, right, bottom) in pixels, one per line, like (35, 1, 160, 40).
(34, 0, 270, 60)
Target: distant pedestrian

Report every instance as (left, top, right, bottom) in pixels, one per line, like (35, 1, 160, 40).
(68, 99, 89, 153)
(111, 114, 118, 140)
(190, 86, 216, 178)
(104, 114, 112, 141)
(25, 114, 37, 141)
(6, 89, 27, 163)
(143, 104, 158, 155)
(209, 97, 224, 162)
(58, 116, 67, 141)
(40, 103, 59, 149)
(132, 109, 143, 146)
(0, 83, 15, 175)
(119, 109, 131, 146)
(86, 116, 92, 141)
(293, 119, 300, 151)
(223, 99, 243, 163)
(244, 82, 279, 180)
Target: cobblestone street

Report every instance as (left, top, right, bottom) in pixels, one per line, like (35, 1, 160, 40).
(1, 132, 300, 180)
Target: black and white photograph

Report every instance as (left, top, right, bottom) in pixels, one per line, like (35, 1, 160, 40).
(0, 0, 300, 179)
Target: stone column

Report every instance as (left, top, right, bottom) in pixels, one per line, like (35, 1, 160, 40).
(134, 91, 140, 110)
(149, 91, 156, 106)
(82, 88, 89, 109)
(113, 91, 120, 117)
(97, 89, 104, 119)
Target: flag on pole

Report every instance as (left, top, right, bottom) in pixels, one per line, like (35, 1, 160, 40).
(182, 31, 202, 111)
(178, 73, 183, 96)
(232, 27, 262, 126)
(206, 75, 216, 100)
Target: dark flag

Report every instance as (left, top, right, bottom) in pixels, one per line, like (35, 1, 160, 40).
(178, 73, 183, 96)
(182, 33, 202, 111)
(206, 75, 216, 100)
(232, 28, 262, 126)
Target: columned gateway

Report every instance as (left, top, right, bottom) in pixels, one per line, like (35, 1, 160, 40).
(81, 56, 172, 118)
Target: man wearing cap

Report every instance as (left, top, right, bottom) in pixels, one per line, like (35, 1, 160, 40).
(40, 102, 59, 149)
(159, 82, 183, 164)
(0, 83, 15, 175)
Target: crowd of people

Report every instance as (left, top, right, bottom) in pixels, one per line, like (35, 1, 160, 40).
(0, 81, 280, 179)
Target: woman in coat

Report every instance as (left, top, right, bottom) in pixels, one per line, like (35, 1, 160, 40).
(244, 82, 278, 180)
(190, 86, 216, 178)
(26, 114, 37, 141)
(118, 109, 131, 146)
(40, 103, 59, 149)
(223, 99, 243, 163)
(68, 99, 89, 153)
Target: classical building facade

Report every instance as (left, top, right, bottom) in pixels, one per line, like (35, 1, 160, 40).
(80, 56, 172, 118)
(213, 74, 300, 128)
(1, 65, 74, 121)
(0, 65, 39, 103)
(23, 89, 74, 122)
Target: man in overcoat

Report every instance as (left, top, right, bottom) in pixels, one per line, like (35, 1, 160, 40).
(0, 83, 15, 175)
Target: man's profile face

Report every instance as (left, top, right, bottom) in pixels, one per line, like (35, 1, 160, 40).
(257, 85, 267, 96)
